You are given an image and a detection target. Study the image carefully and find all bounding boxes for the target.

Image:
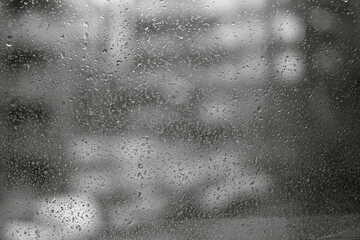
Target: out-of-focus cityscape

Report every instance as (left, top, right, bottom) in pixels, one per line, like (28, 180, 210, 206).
(0, 0, 360, 239)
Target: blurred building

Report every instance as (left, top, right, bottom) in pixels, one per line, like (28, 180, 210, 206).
(1, 0, 360, 239)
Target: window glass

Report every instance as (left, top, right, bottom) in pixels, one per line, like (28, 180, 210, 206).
(1, 0, 359, 239)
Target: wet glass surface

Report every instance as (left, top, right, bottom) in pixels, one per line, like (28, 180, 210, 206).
(0, 0, 359, 239)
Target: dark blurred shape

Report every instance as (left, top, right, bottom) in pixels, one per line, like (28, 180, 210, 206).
(259, 0, 360, 216)
(4, 0, 59, 14)
(3, 47, 53, 72)
(6, 99, 52, 127)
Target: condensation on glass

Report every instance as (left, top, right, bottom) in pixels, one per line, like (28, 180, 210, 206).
(0, 0, 359, 239)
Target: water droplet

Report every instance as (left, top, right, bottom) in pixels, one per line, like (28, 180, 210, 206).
(35, 230, 40, 238)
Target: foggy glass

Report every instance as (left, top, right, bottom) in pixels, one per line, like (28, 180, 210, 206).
(0, 0, 359, 239)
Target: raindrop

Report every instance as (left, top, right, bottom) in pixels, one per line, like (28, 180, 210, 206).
(35, 230, 40, 238)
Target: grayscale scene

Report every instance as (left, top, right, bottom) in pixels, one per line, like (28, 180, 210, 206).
(0, 0, 359, 239)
